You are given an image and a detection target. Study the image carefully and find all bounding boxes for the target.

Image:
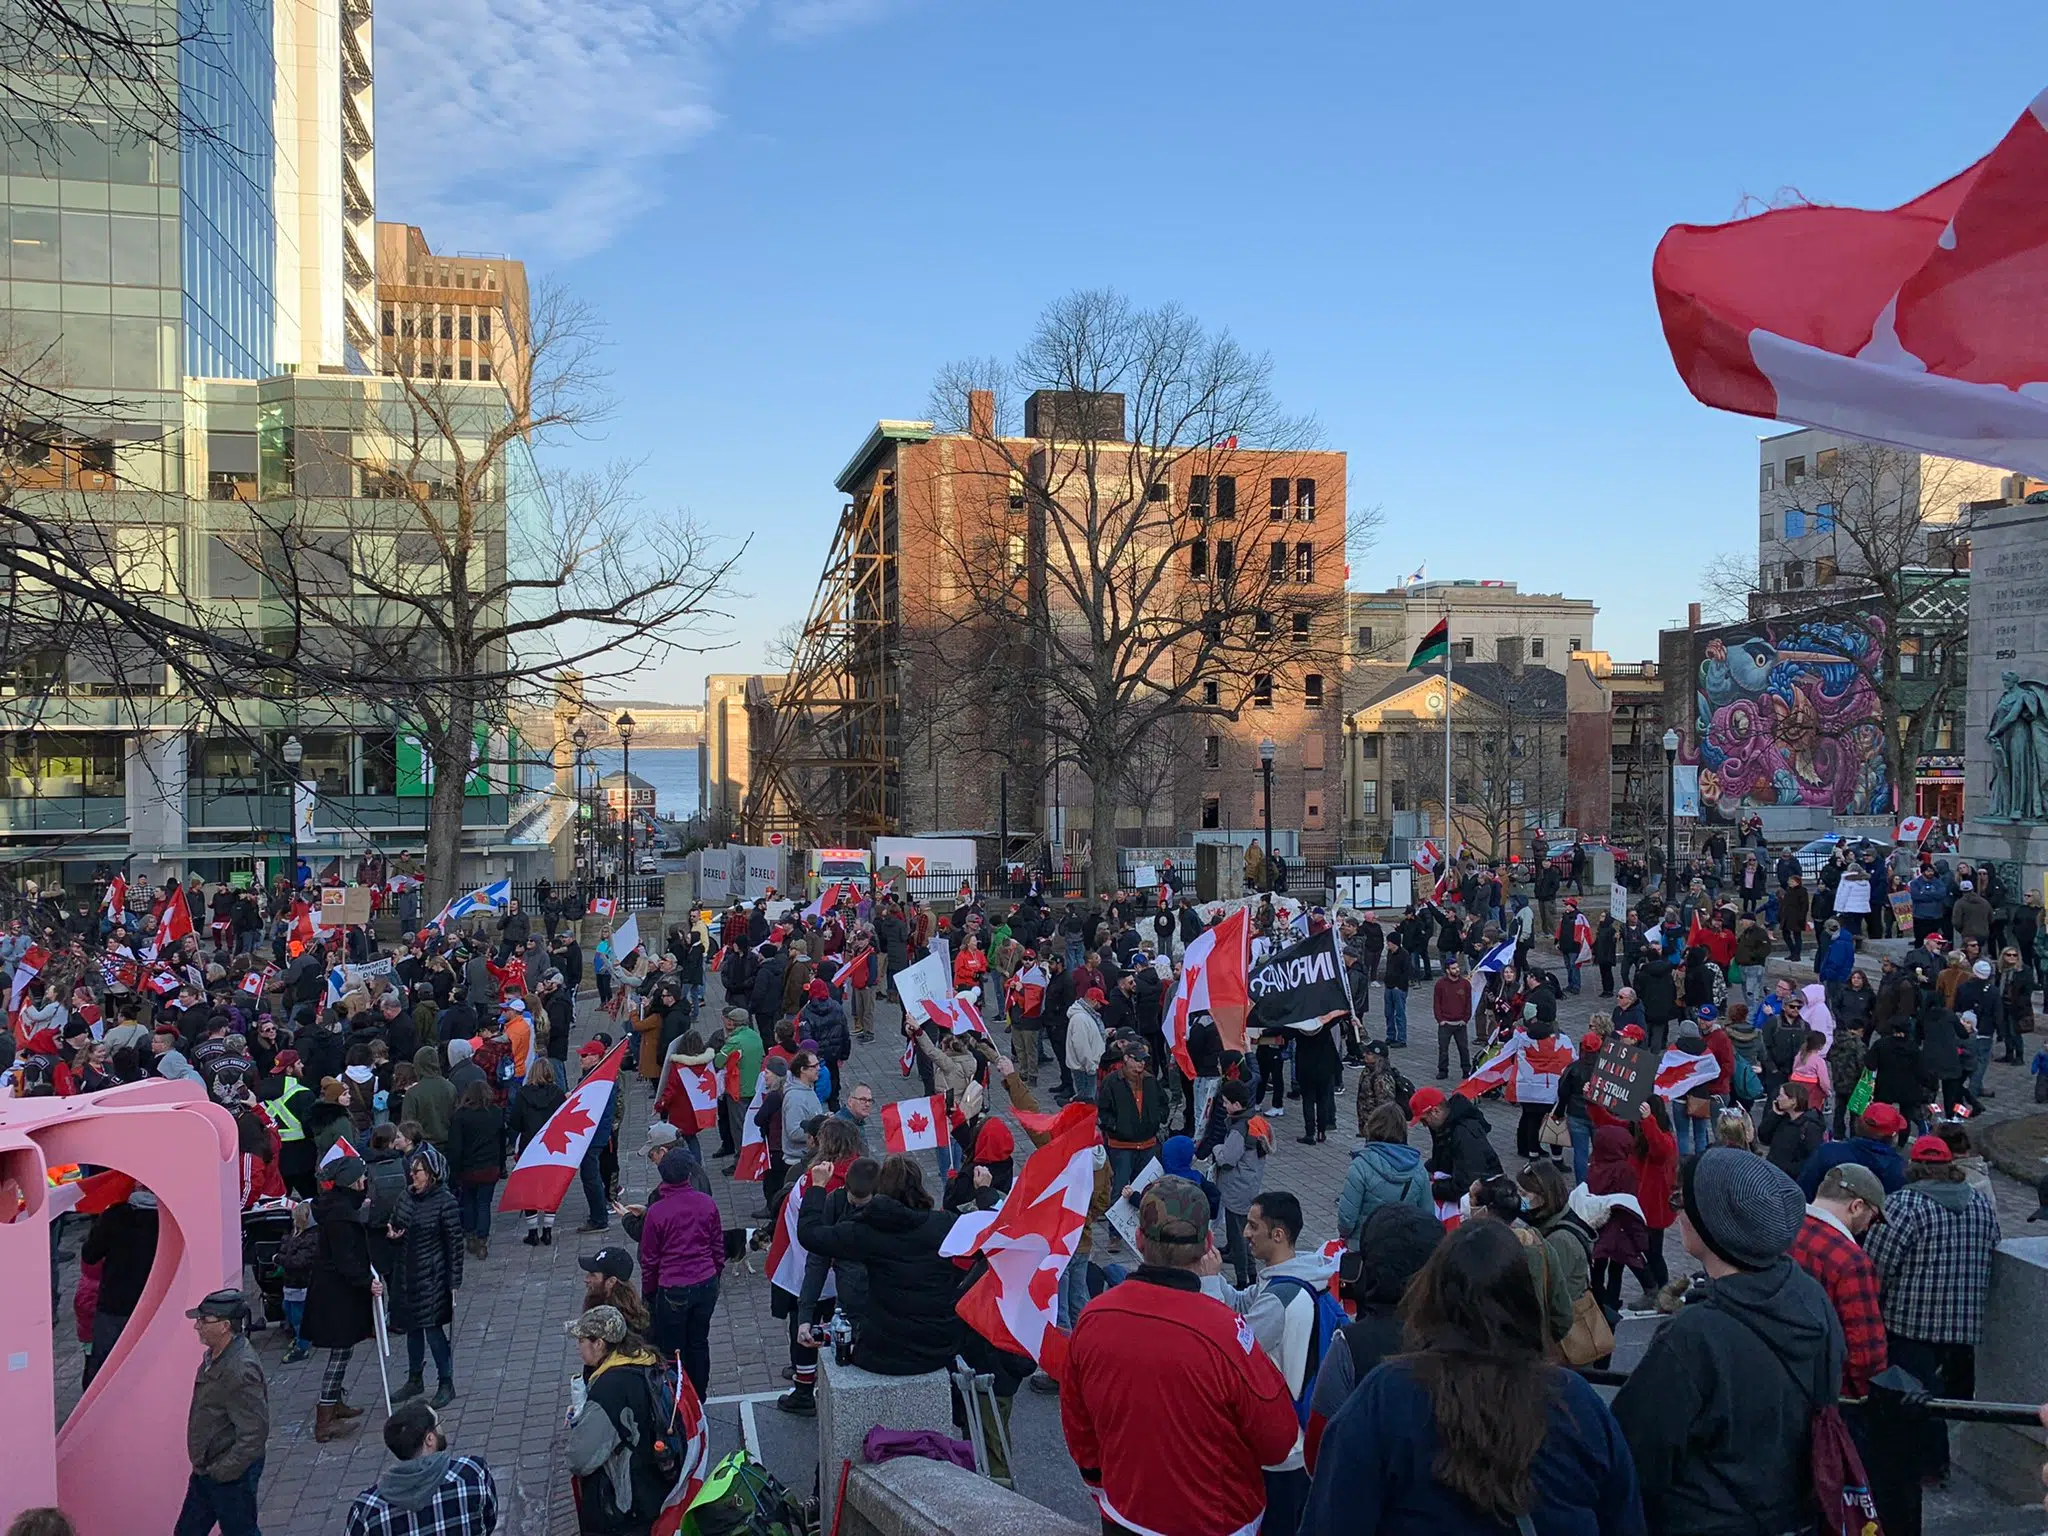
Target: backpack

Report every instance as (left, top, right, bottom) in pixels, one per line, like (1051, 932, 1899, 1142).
(643, 1357, 690, 1484)
(686, 1449, 804, 1536)
(1731, 1053, 1763, 1105)
(1262, 1274, 1349, 1427)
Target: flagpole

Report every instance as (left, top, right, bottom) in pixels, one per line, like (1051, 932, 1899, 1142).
(1441, 598, 1452, 860)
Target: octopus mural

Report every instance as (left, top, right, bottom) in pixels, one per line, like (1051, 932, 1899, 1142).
(1694, 619, 1889, 819)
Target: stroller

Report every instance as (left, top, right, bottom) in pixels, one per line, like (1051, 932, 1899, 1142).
(241, 1202, 297, 1326)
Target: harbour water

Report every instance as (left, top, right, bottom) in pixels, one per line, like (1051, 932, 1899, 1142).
(586, 747, 700, 818)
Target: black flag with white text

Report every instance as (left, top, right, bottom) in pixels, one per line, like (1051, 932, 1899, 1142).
(1247, 926, 1352, 1033)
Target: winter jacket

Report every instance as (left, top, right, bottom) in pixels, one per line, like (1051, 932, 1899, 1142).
(718, 1022, 763, 1100)
(639, 1178, 723, 1293)
(1952, 890, 1992, 940)
(1611, 1260, 1843, 1536)
(1630, 1117, 1678, 1231)
(406, 1049, 456, 1149)
(566, 1347, 671, 1535)
(1423, 1093, 1502, 1189)
(1732, 925, 1773, 970)
(747, 954, 787, 1020)
(1817, 930, 1855, 984)
(1779, 882, 1813, 934)
(913, 1034, 978, 1108)
(1337, 1140, 1432, 1241)
(1063, 1265, 1297, 1536)
(447, 1105, 503, 1186)
(1097, 1070, 1166, 1151)
(1212, 1110, 1271, 1216)
(780, 1080, 826, 1160)
(345, 1452, 498, 1536)
(511, 1078, 568, 1152)
(81, 1197, 161, 1317)
(1798, 1135, 1908, 1199)
(1756, 1105, 1825, 1179)
(1633, 957, 1677, 1023)
(302, 1184, 376, 1350)
(385, 1178, 463, 1332)
(801, 996, 851, 1063)
(798, 1192, 963, 1375)
(1303, 1357, 1643, 1536)
(186, 1335, 269, 1483)
(1065, 999, 1106, 1073)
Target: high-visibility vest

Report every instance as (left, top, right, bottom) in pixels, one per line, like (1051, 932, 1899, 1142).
(267, 1076, 310, 1142)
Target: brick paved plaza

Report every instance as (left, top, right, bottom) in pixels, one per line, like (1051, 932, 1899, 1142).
(48, 943, 2048, 1534)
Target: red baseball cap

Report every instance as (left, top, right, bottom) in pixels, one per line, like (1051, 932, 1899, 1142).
(1408, 1086, 1446, 1124)
(1083, 987, 1106, 1006)
(1579, 1032, 1602, 1053)
(1619, 1024, 1646, 1043)
(1858, 1103, 1907, 1137)
(1908, 1134, 1953, 1163)
(577, 1040, 607, 1059)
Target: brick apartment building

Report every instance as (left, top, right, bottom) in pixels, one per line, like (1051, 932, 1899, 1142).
(815, 389, 1351, 860)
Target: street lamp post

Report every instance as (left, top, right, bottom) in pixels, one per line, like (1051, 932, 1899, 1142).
(1343, 718, 1357, 847)
(1662, 727, 1680, 897)
(1259, 737, 1276, 892)
(616, 711, 636, 910)
(571, 727, 589, 897)
(282, 734, 304, 902)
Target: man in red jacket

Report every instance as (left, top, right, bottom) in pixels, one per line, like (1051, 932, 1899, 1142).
(1431, 959, 1474, 1081)
(1062, 1177, 1297, 1536)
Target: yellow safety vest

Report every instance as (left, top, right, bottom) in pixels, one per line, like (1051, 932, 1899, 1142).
(267, 1076, 309, 1142)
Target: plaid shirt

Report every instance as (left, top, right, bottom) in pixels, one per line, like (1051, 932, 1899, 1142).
(1789, 1210, 1887, 1394)
(1861, 1181, 2002, 1345)
(345, 1454, 497, 1536)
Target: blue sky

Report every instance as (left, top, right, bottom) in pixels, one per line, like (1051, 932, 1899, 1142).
(374, 0, 2048, 702)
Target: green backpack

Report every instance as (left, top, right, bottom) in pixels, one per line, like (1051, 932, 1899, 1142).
(684, 1450, 806, 1536)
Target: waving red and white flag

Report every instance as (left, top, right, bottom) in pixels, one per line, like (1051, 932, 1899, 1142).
(46, 1167, 138, 1218)
(799, 884, 841, 923)
(1568, 911, 1594, 965)
(1164, 906, 1250, 1072)
(497, 1041, 627, 1212)
(1655, 1046, 1719, 1101)
(648, 1356, 712, 1536)
(101, 874, 127, 922)
(764, 1160, 844, 1300)
(832, 949, 871, 991)
(154, 894, 194, 953)
(881, 1093, 949, 1154)
(953, 1099, 1101, 1379)
(319, 1134, 360, 1171)
(1656, 88, 2048, 478)
(1896, 814, 1935, 845)
(732, 1070, 771, 1183)
(657, 1059, 721, 1136)
(588, 896, 617, 918)
(9, 943, 48, 1017)
(1411, 838, 1441, 878)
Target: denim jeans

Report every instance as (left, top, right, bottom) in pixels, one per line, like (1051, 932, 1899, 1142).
(406, 1325, 453, 1383)
(1108, 1146, 1154, 1204)
(1568, 1115, 1593, 1186)
(653, 1275, 720, 1398)
(1676, 1111, 1712, 1159)
(1383, 989, 1407, 1045)
(1967, 1035, 1992, 1096)
(579, 1090, 614, 1228)
(457, 1182, 494, 1239)
(1059, 1245, 1091, 1328)
(174, 1459, 263, 1536)
(1563, 955, 1581, 993)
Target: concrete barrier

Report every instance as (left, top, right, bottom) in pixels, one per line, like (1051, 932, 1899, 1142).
(1957, 1236, 2048, 1504)
(838, 1455, 1092, 1536)
(817, 1353, 958, 1536)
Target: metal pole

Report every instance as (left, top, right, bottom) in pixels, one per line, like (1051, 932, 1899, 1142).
(1442, 612, 1452, 857)
(999, 771, 1008, 874)
(1261, 759, 1274, 891)
(621, 735, 632, 911)
(1664, 743, 1677, 898)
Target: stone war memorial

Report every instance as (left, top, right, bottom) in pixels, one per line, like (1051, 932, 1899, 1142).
(1964, 499, 2048, 898)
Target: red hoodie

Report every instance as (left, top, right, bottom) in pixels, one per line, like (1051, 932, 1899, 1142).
(1631, 1114, 1678, 1232)
(1062, 1268, 1297, 1536)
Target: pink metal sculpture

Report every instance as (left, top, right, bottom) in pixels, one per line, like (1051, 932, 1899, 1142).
(0, 1077, 241, 1532)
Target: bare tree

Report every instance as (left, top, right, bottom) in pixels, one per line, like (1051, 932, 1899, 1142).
(0, 283, 742, 909)
(1700, 439, 1996, 813)
(925, 290, 1374, 893)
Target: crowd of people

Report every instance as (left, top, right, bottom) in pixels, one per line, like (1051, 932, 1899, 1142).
(8, 840, 2045, 1536)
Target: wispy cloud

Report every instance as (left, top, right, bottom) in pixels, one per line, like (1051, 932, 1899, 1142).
(372, 0, 906, 263)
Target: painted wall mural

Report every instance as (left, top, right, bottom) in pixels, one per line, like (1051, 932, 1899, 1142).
(1694, 618, 1889, 818)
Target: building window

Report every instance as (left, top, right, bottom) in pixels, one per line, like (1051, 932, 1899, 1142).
(1201, 794, 1221, 829)
(479, 363, 493, 381)
(1356, 625, 1373, 650)
(1269, 540, 1287, 581)
(1813, 503, 1837, 535)
(1292, 612, 1311, 643)
(437, 363, 451, 378)
(1458, 638, 1475, 660)
(1252, 610, 1272, 639)
(381, 307, 394, 337)
(1216, 539, 1234, 580)
(1529, 638, 1547, 660)
(1203, 735, 1221, 768)
(1455, 778, 1473, 804)
(1270, 478, 1288, 520)
(1202, 680, 1220, 706)
(436, 315, 450, 340)
(1359, 779, 1378, 816)
(1188, 475, 1208, 517)
(1814, 555, 1837, 585)
(1296, 479, 1316, 520)
(1391, 780, 1408, 812)
(1457, 731, 1475, 757)
(1361, 734, 1379, 760)
(1783, 508, 1806, 538)
(1146, 481, 1167, 502)
(1190, 540, 1209, 580)
(459, 315, 473, 340)
(400, 317, 415, 337)
(1006, 533, 1026, 577)
(1558, 735, 1569, 759)
(1899, 637, 1920, 676)
(460, 360, 473, 380)
(1252, 674, 1273, 709)
(1759, 462, 1775, 491)
(1304, 674, 1324, 709)
(1304, 790, 1323, 830)
(1785, 455, 1806, 482)
(1568, 636, 1581, 652)
(1295, 542, 1314, 583)
(1760, 513, 1775, 541)
(1815, 447, 1838, 475)
(1783, 559, 1805, 589)
(1214, 475, 1236, 519)
(478, 314, 492, 341)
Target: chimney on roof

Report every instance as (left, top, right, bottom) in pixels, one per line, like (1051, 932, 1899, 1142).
(1496, 635, 1525, 677)
(967, 389, 995, 439)
(1688, 602, 1702, 627)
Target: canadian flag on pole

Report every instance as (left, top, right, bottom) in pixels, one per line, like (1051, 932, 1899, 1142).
(881, 1093, 949, 1155)
(155, 894, 193, 953)
(952, 1100, 1101, 1378)
(655, 1059, 720, 1136)
(732, 1070, 771, 1183)
(1896, 814, 1935, 845)
(101, 874, 126, 923)
(589, 897, 617, 918)
(497, 1041, 627, 1212)
(1164, 906, 1250, 1072)
(1655, 89, 2048, 478)
(1411, 839, 1441, 878)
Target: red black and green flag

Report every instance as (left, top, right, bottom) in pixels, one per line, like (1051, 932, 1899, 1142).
(1408, 616, 1449, 670)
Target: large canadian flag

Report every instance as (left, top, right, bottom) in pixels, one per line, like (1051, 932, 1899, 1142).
(732, 1070, 772, 1183)
(881, 1093, 948, 1154)
(1164, 907, 1250, 1072)
(656, 1059, 720, 1136)
(953, 1100, 1101, 1379)
(1656, 89, 2048, 476)
(155, 894, 194, 953)
(498, 1040, 627, 1212)
(765, 1159, 844, 1299)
